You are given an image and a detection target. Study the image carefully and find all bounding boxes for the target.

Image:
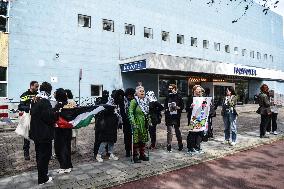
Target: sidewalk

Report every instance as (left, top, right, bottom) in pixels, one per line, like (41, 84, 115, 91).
(0, 105, 283, 189)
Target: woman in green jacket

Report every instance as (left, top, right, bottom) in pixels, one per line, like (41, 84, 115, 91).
(128, 85, 151, 163)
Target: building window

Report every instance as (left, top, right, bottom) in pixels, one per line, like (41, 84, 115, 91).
(102, 19, 114, 32)
(264, 54, 268, 60)
(242, 49, 247, 56)
(0, 67, 7, 97)
(125, 23, 135, 35)
(214, 42, 220, 51)
(177, 34, 184, 44)
(0, 0, 9, 32)
(191, 37, 197, 47)
(234, 47, 238, 55)
(144, 27, 153, 39)
(161, 31, 170, 41)
(250, 51, 254, 58)
(257, 52, 261, 59)
(225, 45, 230, 53)
(91, 85, 103, 96)
(203, 40, 209, 49)
(78, 14, 91, 28)
(270, 55, 273, 62)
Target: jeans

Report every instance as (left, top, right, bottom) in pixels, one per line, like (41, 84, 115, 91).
(98, 142, 114, 155)
(166, 123, 182, 145)
(223, 113, 237, 142)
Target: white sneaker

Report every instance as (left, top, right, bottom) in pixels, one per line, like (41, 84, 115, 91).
(96, 154, 103, 162)
(266, 132, 270, 135)
(39, 177, 52, 185)
(230, 142, 236, 146)
(222, 140, 230, 144)
(273, 131, 278, 135)
(109, 153, 119, 161)
(57, 168, 72, 174)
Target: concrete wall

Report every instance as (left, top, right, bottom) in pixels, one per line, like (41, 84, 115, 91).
(7, 0, 284, 99)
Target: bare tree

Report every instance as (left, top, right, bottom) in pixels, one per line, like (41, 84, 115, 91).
(189, 0, 280, 23)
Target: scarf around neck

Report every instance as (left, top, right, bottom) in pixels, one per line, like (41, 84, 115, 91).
(135, 96, 149, 115)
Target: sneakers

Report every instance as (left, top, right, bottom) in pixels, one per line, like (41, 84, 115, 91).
(196, 149, 205, 154)
(167, 145, 172, 152)
(266, 132, 270, 135)
(57, 168, 72, 174)
(39, 177, 53, 185)
(260, 135, 269, 138)
(109, 153, 119, 161)
(187, 149, 197, 156)
(273, 131, 278, 135)
(230, 142, 236, 146)
(222, 140, 230, 144)
(96, 154, 104, 162)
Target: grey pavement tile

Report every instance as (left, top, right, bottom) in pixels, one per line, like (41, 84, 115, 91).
(74, 174, 90, 181)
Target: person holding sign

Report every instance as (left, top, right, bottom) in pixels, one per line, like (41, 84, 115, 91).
(221, 87, 238, 145)
(186, 85, 210, 155)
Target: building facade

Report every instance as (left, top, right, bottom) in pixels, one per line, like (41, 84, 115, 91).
(1, 0, 284, 103)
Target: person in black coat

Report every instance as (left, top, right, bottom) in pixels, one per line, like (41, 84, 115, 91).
(146, 91, 163, 149)
(29, 82, 57, 185)
(54, 88, 73, 174)
(164, 84, 184, 152)
(18, 81, 39, 160)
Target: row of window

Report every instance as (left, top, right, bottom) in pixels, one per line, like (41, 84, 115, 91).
(78, 14, 274, 62)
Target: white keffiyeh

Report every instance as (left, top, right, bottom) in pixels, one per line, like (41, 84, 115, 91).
(135, 96, 149, 115)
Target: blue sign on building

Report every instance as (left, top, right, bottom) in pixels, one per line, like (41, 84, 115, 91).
(234, 67, 257, 76)
(120, 60, 146, 72)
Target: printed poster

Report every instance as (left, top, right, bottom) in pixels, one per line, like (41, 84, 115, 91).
(189, 97, 212, 132)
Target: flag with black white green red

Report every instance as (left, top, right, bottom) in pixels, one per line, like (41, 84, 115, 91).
(56, 105, 106, 129)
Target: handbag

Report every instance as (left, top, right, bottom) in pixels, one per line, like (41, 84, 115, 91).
(15, 111, 31, 140)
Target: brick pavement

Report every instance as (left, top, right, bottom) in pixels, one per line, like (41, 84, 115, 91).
(0, 105, 283, 189)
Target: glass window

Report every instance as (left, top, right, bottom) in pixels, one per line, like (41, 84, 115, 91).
(250, 51, 254, 58)
(242, 49, 247, 56)
(214, 42, 220, 51)
(91, 85, 103, 96)
(125, 23, 135, 35)
(225, 45, 230, 53)
(270, 55, 273, 62)
(191, 37, 197, 47)
(203, 40, 209, 49)
(102, 19, 114, 32)
(264, 54, 268, 60)
(234, 47, 238, 55)
(0, 67, 6, 81)
(144, 27, 153, 39)
(0, 83, 7, 97)
(257, 52, 261, 59)
(161, 31, 170, 41)
(177, 34, 184, 44)
(78, 14, 91, 28)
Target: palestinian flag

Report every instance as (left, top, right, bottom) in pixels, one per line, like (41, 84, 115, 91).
(56, 105, 106, 129)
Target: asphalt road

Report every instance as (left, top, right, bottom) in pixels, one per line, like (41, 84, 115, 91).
(109, 140, 284, 189)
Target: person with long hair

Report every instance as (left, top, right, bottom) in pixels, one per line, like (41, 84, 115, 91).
(258, 84, 271, 138)
(128, 85, 151, 163)
(221, 86, 238, 146)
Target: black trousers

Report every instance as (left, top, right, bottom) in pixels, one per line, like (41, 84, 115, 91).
(266, 113, 278, 132)
(260, 115, 271, 137)
(35, 141, 52, 184)
(123, 122, 132, 153)
(187, 131, 203, 151)
(23, 138, 30, 153)
(54, 129, 72, 169)
(149, 124, 157, 146)
(207, 116, 213, 138)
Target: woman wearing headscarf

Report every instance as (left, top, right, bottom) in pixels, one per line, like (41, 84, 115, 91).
(146, 91, 163, 149)
(128, 85, 151, 163)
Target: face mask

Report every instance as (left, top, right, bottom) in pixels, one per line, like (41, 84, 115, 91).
(168, 90, 172, 94)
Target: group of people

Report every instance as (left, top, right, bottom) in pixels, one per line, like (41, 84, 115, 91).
(17, 81, 279, 185)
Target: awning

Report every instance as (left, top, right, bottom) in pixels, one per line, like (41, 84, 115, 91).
(0, 32, 8, 67)
(120, 53, 284, 81)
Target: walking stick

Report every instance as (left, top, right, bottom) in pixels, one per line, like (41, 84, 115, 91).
(131, 124, 134, 162)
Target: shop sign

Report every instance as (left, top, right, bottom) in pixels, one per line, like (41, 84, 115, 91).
(234, 67, 257, 76)
(120, 60, 146, 72)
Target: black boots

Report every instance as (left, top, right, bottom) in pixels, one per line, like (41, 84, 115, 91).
(133, 156, 141, 163)
(24, 151, 30, 160)
(178, 143, 183, 151)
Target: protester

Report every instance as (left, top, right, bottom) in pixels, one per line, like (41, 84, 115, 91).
(164, 84, 184, 152)
(65, 89, 78, 153)
(128, 85, 151, 163)
(54, 88, 73, 174)
(18, 81, 39, 160)
(258, 84, 271, 138)
(266, 90, 278, 135)
(186, 85, 205, 155)
(29, 82, 57, 185)
(221, 86, 238, 145)
(203, 88, 217, 140)
(146, 91, 163, 149)
(122, 88, 135, 157)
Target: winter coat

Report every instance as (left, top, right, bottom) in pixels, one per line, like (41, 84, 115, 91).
(95, 106, 119, 143)
(29, 98, 57, 143)
(149, 101, 164, 125)
(221, 95, 238, 116)
(18, 90, 38, 113)
(258, 92, 271, 115)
